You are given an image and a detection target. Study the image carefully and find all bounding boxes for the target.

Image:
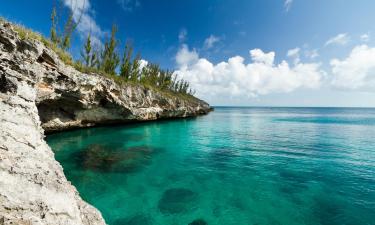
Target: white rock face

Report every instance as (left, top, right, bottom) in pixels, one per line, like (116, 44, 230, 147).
(0, 23, 106, 225)
(0, 21, 210, 224)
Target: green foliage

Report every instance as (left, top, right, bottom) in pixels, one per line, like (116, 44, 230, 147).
(120, 41, 133, 80)
(50, 1, 83, 51)
(130, 54, 141, 81)
(2, 8, 197, 98)
(131, 61, 194, 95)
(61, 12, 75, 50)
(50, 7, 59, 45)
(100, 25, 120, 75)
(81, 33, 99, 68)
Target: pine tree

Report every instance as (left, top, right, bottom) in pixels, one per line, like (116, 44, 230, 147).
(80, 33, 99, 68)
(50, 1, 85, 51)
(61, 12, 74, 50)
(130, 53, 141, 81)
(120, 41, 133, 80)
(91, 50, 99, 69)
(50, 6, 60, 45)
(100, 25, 120, 75)
(81, 33, 92, 67)
(148, 64, 160, 86)
(140, 65, 148, 84)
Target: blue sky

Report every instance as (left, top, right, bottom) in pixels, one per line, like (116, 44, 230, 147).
(2, 0, 375, 107)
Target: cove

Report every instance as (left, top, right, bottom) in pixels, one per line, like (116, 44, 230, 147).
(47, 107, 375, 225)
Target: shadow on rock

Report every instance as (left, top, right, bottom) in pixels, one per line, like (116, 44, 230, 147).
(158, 188, 198, 214)
(74, 144, 156, 173)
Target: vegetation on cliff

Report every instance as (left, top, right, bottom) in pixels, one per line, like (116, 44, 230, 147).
(0, 3, 195, 97)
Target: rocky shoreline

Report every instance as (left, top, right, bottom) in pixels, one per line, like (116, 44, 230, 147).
(0, 21, 210, 225)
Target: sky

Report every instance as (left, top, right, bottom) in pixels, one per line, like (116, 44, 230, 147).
(2, 0, 375, 107)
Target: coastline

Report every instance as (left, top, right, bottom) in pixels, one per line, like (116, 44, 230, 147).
(0, 21, 210, 224)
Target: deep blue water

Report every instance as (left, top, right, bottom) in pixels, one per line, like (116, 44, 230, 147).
(47, 107, 375, 225)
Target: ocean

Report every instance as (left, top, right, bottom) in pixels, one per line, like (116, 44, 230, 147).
(47, 107, 375, 225)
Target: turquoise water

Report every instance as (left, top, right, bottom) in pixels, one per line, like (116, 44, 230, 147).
(47, 107, 375, 225)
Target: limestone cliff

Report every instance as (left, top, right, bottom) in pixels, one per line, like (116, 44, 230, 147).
(0, 21, 210, 225)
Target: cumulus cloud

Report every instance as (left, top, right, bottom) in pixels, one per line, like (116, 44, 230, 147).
(284, 0, 293, 12)
(204, 35, 220, 49)
(176, 44, 199, 68)
(360, 33, 370, 42)
(174, 46, 323, 98)
(250, 49, 275, 65)
(63, 0, 104, 47)
(331, 45, 375, 91)
(325, 33, 350, 46)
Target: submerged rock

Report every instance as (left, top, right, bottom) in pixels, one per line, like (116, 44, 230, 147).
(188, 219, 208, 225)
(75, 144, 155, 173)
(158, 188, 198, 214)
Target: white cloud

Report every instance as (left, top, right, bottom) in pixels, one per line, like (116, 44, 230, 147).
(325, 33, 350, 46)
(63, 0, 104, 47)
(250, 49, 275, 65)
(305, 49, 319, 59)
(284, 0, 293, 12)
(331, 45, 375, 91)
(287, 47, 300, 58)
(204, 35, 220, 49)
(178, 29, 187, 42)
(175, 44, 199, 68)
(287, 47, 300, 64)
(174, 46, 323, 98)
(360, 33, 370, 42)
(139, 59, 148, 70)
(117, 0, 141, 11)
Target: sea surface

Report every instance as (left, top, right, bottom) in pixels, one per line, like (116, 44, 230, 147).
(47, 107, 375, 225)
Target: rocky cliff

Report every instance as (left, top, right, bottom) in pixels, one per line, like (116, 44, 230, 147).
(0, 21, 210, 225)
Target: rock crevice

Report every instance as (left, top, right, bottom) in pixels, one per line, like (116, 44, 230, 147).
(0, 21, 210, 225)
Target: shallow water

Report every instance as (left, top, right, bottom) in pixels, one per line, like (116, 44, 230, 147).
(47, 107, 375, 225)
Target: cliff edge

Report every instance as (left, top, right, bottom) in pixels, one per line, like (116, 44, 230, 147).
(0, 21, 210, 225)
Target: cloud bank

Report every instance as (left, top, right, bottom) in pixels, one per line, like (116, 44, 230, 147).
(174, 46, 323, 98)
(331, 45, 375, 91)
(174, 40, 375, 102)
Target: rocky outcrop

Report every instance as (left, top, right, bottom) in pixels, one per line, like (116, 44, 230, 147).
(37, 66, 210, 132)
(0, 21, 210, 225)
(37, 72, 210, 132)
